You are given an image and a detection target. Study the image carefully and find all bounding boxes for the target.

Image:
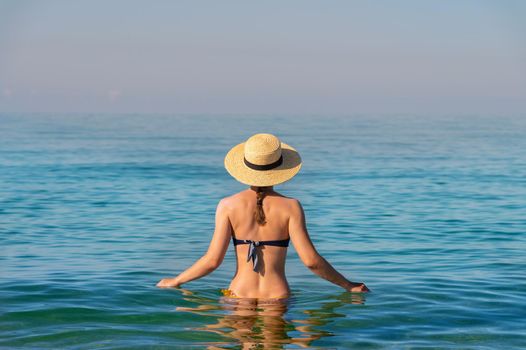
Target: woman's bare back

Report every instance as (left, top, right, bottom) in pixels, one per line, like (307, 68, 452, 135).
(157, 186, 369, 295)
(224, 188, 295, 299)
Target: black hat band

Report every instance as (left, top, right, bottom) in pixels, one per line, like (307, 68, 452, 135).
(243, 155, 283, 171)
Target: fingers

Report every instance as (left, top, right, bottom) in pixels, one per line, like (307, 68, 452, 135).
(359, 283, 370, 292)
(156, 279, 168, 288)
(156, 278, 177, 288)
(349, 282, 370, 293)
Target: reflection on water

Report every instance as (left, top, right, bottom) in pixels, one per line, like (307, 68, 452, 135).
(174, 288, 366, 349)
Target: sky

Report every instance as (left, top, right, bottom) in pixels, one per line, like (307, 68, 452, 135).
(0, 0, 525, 114)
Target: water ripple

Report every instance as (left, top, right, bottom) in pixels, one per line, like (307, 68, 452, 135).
(1, 114, 525, 349)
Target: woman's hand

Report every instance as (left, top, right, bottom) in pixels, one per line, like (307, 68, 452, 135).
(156, 277, 181, 288)
(346, 281, 370, 293)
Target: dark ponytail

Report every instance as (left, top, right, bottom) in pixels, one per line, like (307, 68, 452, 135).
(254, 187, 267, 225)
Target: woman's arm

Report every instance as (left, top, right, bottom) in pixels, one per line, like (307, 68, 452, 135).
(288, 199, 369, 292)
(157, 198, 232, 288)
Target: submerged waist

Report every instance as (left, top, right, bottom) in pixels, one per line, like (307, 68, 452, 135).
(228, 274, 290, 298)
(221, 288, 290, 300)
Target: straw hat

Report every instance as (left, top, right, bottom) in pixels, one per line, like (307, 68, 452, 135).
(224, 133, 302, 186)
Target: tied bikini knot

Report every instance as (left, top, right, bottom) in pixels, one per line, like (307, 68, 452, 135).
(245, 240, 261, 272)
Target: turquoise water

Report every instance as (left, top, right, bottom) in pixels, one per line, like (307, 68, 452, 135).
(1, 114, 525, 349)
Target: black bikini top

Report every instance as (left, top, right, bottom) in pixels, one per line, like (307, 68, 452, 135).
(232, 237, 290, 272)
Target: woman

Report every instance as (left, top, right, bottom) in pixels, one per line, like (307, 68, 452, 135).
(157, 133, 369, 299)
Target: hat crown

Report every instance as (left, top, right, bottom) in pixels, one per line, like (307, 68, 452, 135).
(244, 133, 282, 166)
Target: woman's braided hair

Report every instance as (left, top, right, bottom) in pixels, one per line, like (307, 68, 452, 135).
(254, 187, 267, 225)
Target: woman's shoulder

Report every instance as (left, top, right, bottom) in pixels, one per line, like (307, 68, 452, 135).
(216, 190, 246, 209)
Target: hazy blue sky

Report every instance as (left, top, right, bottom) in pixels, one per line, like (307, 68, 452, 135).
(0, 0, 525, 114)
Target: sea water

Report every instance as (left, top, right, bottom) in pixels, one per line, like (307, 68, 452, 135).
(1, 114, 525, 349)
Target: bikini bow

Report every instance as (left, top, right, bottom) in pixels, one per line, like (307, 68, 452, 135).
(245, 240, 260, 272)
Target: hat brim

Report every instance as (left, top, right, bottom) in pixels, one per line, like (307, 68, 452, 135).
(224, 141, 302, 186)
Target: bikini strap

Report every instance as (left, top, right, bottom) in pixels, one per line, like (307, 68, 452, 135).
(232, 237, 290, 247)
(232, 237, 289, 272)
(258, 238, 290, 247)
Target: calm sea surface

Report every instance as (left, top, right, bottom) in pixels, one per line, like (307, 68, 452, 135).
(1, 114, 525, 349)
